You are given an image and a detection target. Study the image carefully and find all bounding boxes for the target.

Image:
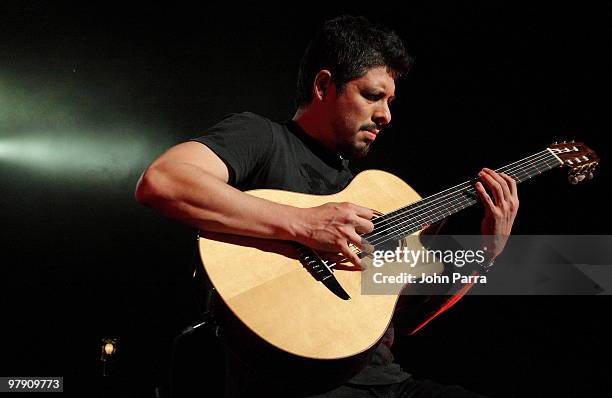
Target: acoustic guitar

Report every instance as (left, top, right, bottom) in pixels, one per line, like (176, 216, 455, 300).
(197, 141, 598, 387)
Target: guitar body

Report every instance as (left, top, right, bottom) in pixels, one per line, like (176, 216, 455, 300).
(198, 170, 443, 380)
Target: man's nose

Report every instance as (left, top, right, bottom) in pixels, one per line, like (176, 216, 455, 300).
(373, 101, 391, 126)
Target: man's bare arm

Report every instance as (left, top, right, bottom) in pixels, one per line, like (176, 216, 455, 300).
(134, 141, 373, 265)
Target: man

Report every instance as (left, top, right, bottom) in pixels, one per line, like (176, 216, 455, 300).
(135, 15, 518, 397)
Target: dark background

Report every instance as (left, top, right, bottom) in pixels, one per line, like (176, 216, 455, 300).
(1, 2, 609, 397)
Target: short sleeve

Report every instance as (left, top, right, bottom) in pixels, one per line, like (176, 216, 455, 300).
(190, 112, 274, 187)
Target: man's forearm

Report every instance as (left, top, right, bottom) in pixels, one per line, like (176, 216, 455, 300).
(135, 161, 300, 240)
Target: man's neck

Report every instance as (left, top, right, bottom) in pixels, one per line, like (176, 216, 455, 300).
(291, 107, 336, 153)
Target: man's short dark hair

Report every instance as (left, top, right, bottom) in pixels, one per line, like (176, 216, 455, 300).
(295, 15, 414, 108)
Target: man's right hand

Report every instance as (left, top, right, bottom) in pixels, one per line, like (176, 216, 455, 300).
(292, 202, 374, 267)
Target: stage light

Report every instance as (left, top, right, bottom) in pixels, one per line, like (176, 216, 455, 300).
(0, 131, 166, 184)
(0, 142, 8, 157)
(100, 338, 118, 377)
(103, 341, 116, 356)
(0, 75, 174, 184)
(101, 337, 118, 360)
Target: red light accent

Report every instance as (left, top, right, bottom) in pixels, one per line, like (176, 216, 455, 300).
(409, 273, 478, 335)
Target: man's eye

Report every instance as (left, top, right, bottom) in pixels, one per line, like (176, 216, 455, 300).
(365, 94, 381, 101)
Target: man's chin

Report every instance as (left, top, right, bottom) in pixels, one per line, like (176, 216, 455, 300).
(339, 142, 372, 159)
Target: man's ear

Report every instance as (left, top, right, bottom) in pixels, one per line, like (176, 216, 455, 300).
(313, 70, 333, 101)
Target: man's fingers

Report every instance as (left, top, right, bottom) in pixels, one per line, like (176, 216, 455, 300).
(480, 170, 504, 204)
(345, 229, 364, 250)
(350, 204, 374, 220)
(499, 173, 518, 198)
(353, 217, 374, 234)
(483, 168, 511, 201)
(475, 181, 495, 210)
(339, 240, 361, 267)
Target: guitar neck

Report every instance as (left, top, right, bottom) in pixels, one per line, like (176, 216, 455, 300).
(366, 149, 563, 242)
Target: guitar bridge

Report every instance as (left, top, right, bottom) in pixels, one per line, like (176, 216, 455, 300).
(294, 244, 351, 300)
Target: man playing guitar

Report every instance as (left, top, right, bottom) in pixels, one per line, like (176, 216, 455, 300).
(135, 15, 518, 398)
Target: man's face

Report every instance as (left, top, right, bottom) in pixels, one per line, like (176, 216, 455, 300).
(327, 66, 396, 159)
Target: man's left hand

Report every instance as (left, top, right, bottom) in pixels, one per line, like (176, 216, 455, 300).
(474, 167, 519, 259)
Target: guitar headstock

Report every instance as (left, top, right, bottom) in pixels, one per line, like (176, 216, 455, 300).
(548, 141, 600, 184)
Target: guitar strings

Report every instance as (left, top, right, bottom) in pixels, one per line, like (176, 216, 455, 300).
(369, 149, 552, 244)
(363, 151, 558, 248)
(365, 150, 558, 244)
(328, 152, 556, 263)
(368, 150, 552, 232)
(347, 150, 556, 258)
(322, 149, 561, 266)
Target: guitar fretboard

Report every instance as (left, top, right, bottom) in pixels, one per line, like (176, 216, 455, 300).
(362, 149, 562, 248)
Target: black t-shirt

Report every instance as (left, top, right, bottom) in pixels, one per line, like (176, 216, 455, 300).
(192, 112, 410, 386)
(192, 111, 352, 193)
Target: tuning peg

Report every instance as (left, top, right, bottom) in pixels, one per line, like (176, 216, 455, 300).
(568, 174, 587, 184)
